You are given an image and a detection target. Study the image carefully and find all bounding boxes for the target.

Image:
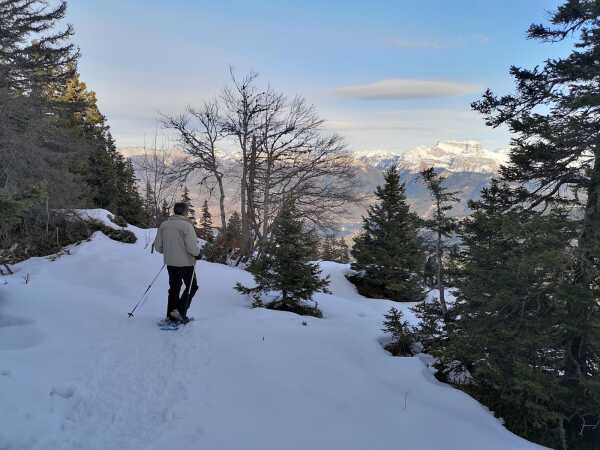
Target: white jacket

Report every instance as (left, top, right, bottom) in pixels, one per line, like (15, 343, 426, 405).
(153, 215, 200, 267)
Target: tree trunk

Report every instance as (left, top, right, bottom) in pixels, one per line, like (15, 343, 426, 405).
(246, 136, 258, 256)
(45, 196, 50, 238)
(216, 175, 227, 233)
(261, 156, 272, 247)
(567, 152, 600, 381)
(578, 152, 600, 282)
(239, 136, 248, 262)
(436, 227, 448, 317)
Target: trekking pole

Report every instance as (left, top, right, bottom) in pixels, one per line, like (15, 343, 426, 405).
(128, 263, 166, 318)
(184, 263, 197, 311)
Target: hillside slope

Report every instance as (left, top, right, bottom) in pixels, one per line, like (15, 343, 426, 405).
(0, 211, 545, 450)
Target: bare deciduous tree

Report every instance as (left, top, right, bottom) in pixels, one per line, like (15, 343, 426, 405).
(252, 95, 357, 241)
(135, 137, 180, 226)
(162, 101, 227, 231)
(221, 69, 268, 257)
(161, 69, 360, 262)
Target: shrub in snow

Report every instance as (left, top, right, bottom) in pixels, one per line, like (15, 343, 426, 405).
(0, 209, 135, 264)
(204, 212, 242, 264)
(382, 307, 413, 356)
(235, 199, 329, 318)
(410, 300, 447, 351)
(108, 214, 128, 228)
(87, 219, 136, 244)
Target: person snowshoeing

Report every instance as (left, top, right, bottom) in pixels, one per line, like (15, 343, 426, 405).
(153, 202, 201, 324)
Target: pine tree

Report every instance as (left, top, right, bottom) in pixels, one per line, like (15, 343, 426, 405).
(114, 157, 145, 226)
(198, 199, 214, 242)
(435, 180, 583, 448)
(0, 1, 147, 258)
(320, 234, 337, 261)
(0, 1, 78, 93)
(350, 165, 425, 302)
(55, 69, 105, 132)
(225, 211, 242, 249)
(55, 69, 112, 204)
(305, 228, 322, 261)
(204, 211, 242, 264)
(159, 200, 170, 224)
(420, 167, 459, 317)
(382, 307, 413, 356)
(0, 1, 89, 259)
(236, 199, 330, 316)
(56, 70, 146, 226)
(180, 186, 196, 225)
(336, 237, 350, 263)
(144, 181, 156, 225)
(472, 2, 600, 446)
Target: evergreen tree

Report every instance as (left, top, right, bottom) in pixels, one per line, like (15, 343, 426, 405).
(236, 199, 330, 316)
(319, 235, 350, 263)
(180, 187, 197, 225)
(305, 227, 322, 261)
(472, 2, 600, 446)
(56, 71, 146, 226)
(436, 180, 588, 448)
(382, 307, 413, 356)
(204, 211, 242, 264)
(350, 165, 425, 302)
(144, 181, 156, 225)
(55, 69, 105, 132)
(114, 157, 145, 226)
(0, 1, 146, 260)
(420, 167, 459, 316)
(320, 234, 337, 261)
(0, 0, 81, 206)
(225, 211, 242, 249)
(0, 1, 89, 260)
(0, 1, 78, 94)
(159, 200, 170, 224)
(198, 199, 214, 242)
(54, 69, 112, 205)
(336, 237, 350, 263)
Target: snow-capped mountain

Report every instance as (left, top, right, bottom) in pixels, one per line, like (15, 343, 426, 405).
(355, 140, 508, 174)
(126, 140, 508, 231)
(345, 141, 509, 224)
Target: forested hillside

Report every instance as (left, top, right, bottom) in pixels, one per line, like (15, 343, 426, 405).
(0, 1, 146, 264)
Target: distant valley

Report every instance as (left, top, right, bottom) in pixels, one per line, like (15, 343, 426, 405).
(123, 140, 508, 234)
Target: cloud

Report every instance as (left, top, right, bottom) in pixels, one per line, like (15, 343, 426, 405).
(335, 79, 480, 100)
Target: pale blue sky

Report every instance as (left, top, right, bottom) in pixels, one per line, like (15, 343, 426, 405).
(67, 0, 570, 152)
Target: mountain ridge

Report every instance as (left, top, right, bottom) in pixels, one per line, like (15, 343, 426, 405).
(353, 140, 508, 174)
(124, 140, 506, 229)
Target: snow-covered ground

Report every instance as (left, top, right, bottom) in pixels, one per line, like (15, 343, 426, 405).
(0, 211, 545, 450)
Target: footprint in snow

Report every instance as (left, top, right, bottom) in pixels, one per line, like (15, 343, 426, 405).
(50, 385, 77, 399)
(0, 315, 45, 351)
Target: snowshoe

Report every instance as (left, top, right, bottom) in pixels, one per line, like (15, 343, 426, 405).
(157, 318, 180, 330)
(157, 316, 194, 331)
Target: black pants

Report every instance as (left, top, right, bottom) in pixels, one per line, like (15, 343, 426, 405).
(166, 266, 198, 319)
